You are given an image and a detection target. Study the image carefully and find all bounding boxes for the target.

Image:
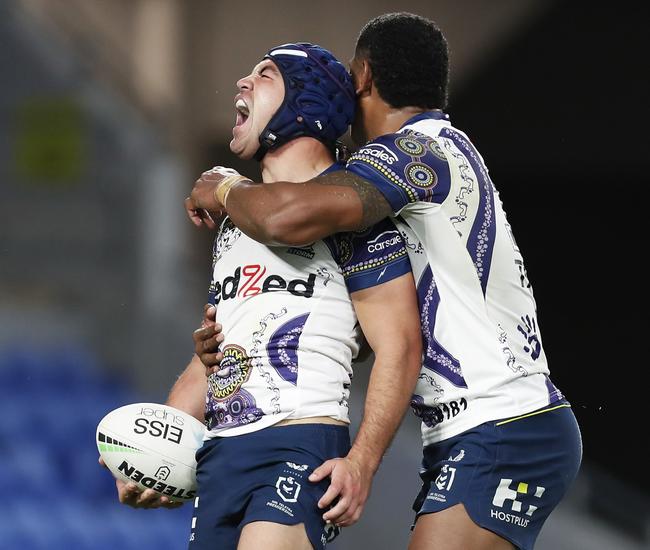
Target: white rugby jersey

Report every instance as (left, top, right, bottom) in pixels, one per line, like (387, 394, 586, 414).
(204, 180, 410, 438)
(347, 112, 564, 446)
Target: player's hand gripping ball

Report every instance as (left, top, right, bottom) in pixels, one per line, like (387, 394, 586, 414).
(96, 403, 205, 503)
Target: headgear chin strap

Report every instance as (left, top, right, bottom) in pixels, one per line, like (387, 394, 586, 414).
(254, 42, 355, 161)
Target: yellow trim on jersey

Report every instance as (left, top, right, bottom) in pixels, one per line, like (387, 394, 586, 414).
(495, 403, 571, 426)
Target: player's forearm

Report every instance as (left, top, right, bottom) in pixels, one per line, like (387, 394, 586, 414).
(348, 346, 422, 473)
(165, 355, 207, 423)
(224, 176, 368, 246)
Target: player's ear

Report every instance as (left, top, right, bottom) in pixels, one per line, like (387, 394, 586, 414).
(353, 58, 373, 97)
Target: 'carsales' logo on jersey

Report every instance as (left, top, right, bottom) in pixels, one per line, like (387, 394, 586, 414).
(367, 230, 402, 253)
(356, 144, 399, 165)
(212, 265, 316, 304)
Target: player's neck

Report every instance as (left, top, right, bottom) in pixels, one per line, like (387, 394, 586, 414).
(375, 105, 428, 140)
(260, 138, 335, 183)
(360, 94, 428, 141)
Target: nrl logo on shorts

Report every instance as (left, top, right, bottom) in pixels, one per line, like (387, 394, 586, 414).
(276, 476, 301, 503)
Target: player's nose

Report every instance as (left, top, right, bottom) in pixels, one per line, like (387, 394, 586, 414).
(236, 74, 253, 91)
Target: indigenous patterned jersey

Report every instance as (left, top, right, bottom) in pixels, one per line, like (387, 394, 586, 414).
(205, 203, 410, 438)
(346, 112, 564, 446)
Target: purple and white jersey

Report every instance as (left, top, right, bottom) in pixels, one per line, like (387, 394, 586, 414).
(204, 212, 410, 439)
(346, 112, 563, 446)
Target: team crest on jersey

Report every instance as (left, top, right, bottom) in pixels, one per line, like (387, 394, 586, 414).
(208, 344, 252, 400)
(334, 235, 353, 265)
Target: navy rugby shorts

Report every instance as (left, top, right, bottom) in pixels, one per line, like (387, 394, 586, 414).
(188, 423, 350, 550)
(412, 402, 582, 550)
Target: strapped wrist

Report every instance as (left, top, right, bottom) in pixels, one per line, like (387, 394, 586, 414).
(214, 175, 251, 208)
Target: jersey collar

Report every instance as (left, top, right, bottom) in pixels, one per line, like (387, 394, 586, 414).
(400, 110, 450, 129)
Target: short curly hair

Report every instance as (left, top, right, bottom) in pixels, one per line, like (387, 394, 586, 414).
(355, 12, 450, 110)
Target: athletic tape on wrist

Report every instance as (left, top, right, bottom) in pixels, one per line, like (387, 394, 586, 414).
(214, 175, 250, 208)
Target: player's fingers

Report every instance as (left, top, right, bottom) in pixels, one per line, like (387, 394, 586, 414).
(193, 325, 216, 345)
(118, 482, 141, 507)
(206, 357, 222, 377)
(196, 338, 217, 357)
(185, 198, 203, 226)
(338, 492, 367, 526)
(187, 209, 202, 226)
(317, 481, 342, 510)
(206, 335, 223, 354)
(191, 213, 204, 227)
(333, 516, 352, 528)
(322, 495, 352, 523)
(201, 329, 223, 346)
(98, 456, 107, 468)
(330, 502, 361, 527)
(192, 329, 218, 355)
(201, 304, 218, 327)
(349, 506, 364, 525)
(309, 460, 336, 483)
(197, 333, 223, 357)
(200, 209, 216, 229)
(156, 496, 173, 508)
(201, 169, 223, 180)
(200, 350, 223, 369)
(136, 488, 162, 508)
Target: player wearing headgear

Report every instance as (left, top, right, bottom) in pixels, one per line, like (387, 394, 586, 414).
(186, 15, 583, 550)
(249, 43, 354, 161)
(109, 42, 422, 550)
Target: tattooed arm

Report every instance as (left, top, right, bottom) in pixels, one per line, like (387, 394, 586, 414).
(188, 169, 393, 247)
(227, 170, 393, 246)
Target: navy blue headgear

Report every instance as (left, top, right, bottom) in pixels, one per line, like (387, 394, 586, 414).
(254, 42, 355, 161)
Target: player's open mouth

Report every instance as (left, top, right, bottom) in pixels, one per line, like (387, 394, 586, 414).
(235, 98, 250, 127)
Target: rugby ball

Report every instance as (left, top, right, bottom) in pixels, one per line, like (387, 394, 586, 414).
(96, 402, 206, 502)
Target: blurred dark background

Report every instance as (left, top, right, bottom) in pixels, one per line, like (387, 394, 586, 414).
(1, 1, 647, 549)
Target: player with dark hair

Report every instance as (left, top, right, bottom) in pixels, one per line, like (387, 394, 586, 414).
(355, 12, 449, 107)
(186, 13, 582, 550)
(105, 41, 422, 550)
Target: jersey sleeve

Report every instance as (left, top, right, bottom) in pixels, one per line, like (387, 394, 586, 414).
(346, 131, 452, 214)
(327, 218, 412, 293)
